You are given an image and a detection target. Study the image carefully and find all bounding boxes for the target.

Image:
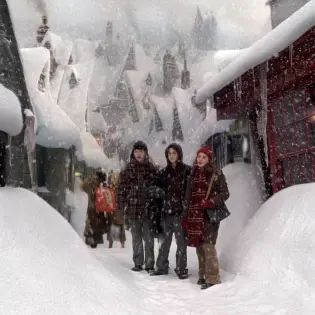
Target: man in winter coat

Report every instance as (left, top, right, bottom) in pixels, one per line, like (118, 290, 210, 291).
(151, 143, 191, 279)
(182, 146, 230, 289)
(81, 170, 108, 248)
(117, 141, 158, 272)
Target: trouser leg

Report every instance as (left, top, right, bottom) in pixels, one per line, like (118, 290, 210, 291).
(156, 215, 174, 272)
(203, 243, 220, 284)
(174, 215, 187, 273)
(196, 246, 205, 279)
(143, 219, 155, 269)
(130, 219, 144, 266)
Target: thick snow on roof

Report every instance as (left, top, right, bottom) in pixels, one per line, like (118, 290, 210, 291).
(42, 31, 73, 66)
(125, 70, 148, 104)
(76, 132, 109, 168)
(0, 84, 23, 136)
(21, 48, 80, 149)
(58, 61, 95, 131)
(89, 111, 107, 133)
(196, 0, 315, 103)
(0, 187, 139, 314)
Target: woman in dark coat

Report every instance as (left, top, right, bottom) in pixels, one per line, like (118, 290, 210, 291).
(182, 146, 230, 289)
(82, 170, 108, 248)
(151, 143, 191, 279)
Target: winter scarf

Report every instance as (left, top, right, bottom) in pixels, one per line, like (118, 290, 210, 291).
(183, 166, 211, 247)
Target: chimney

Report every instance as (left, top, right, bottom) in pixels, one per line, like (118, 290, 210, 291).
(36, 15, 49, 44)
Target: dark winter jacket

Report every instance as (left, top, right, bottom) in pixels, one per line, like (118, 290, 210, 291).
(158, 143, 191, 215)
(117, 158, 158, 220)
(182, 164, 229, 247)
(144, 185, 165, 237)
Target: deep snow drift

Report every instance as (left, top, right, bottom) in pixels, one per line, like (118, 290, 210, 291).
(0, 188, 139, 315)
(2, 165, 315, 314)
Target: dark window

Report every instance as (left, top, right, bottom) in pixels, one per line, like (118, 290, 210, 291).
(36, 145, 48, 187)
(69, 72, 79, 89)
(38, 71, 46, 92)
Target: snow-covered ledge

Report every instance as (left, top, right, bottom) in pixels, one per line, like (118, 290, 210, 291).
(196, 0, 315, 103)
(76, 131, 109, 169)
(0, 84, 23, 136)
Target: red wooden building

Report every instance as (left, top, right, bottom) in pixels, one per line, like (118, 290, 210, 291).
(197, 4, 315, 195)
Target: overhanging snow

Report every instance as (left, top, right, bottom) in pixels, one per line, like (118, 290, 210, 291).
(196, 0, 315, 103)
(0, 84, 23, 136)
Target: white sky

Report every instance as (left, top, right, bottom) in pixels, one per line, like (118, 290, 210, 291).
(8, 0, 271, 48)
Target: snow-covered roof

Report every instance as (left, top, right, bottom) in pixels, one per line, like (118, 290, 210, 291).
(0, 84, 23, 136)
(76, 131, 109, 169)
(196, 0, 315, 103)
(58, 61, 95, 131)
(21, 48, 80, 149)
(125, 70, 148, 103)
(89, 111, 107, 133)
(42, 31, 73, 66)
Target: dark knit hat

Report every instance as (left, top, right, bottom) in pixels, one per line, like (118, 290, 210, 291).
(197, 146, 213, 161)
(133, 140, 148, 153)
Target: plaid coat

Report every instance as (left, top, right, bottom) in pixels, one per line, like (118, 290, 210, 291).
(183, 165, 229, 247)
(117, 159, 157, 220)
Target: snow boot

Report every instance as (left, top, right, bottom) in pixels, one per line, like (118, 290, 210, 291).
(150, 269, 168, 276)
(175, 268, 188, 280)
(131, 265, 143, 272)
(200, 283, 215, 290)
(197, 278, 206, 285)
(145, 267, 155, 274)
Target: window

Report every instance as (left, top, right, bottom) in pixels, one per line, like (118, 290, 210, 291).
(69, 72, 79, 89)
(38, 71, 46, 92)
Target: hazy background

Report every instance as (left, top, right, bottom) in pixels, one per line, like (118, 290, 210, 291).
(8, 0, 271, 49)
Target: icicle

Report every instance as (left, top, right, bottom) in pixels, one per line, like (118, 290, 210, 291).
(252, 68, 256, 96)
(289, 44, 294, 67)
(238, 77, 242, 101)
(233, 80, 237, 101)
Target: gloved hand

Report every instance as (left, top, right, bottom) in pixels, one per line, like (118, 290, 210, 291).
(200, 198, 215, 209)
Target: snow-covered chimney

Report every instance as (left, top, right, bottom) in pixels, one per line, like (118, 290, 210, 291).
(36, 15, 49, 44)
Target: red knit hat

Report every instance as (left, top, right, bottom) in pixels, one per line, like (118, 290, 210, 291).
(197, 146, 213, 161)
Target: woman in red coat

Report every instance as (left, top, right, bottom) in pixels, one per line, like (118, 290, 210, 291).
(183, 146, 229, 290)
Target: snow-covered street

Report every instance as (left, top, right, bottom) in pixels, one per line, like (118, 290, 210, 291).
(1, 0, 315, 314)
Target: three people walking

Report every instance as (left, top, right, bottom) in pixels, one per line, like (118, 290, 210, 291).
(82, 141, 230, 290)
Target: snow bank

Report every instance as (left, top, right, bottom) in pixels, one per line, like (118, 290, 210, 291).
(0, 84, 23, 136)
(76, 132, 109, 169)
(196, 0, 315, 103)
(218, 162, 263, 266)
(229, 183, 315, 284)
(21, 48, 80, 149)
(0, 187, 139, 314)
